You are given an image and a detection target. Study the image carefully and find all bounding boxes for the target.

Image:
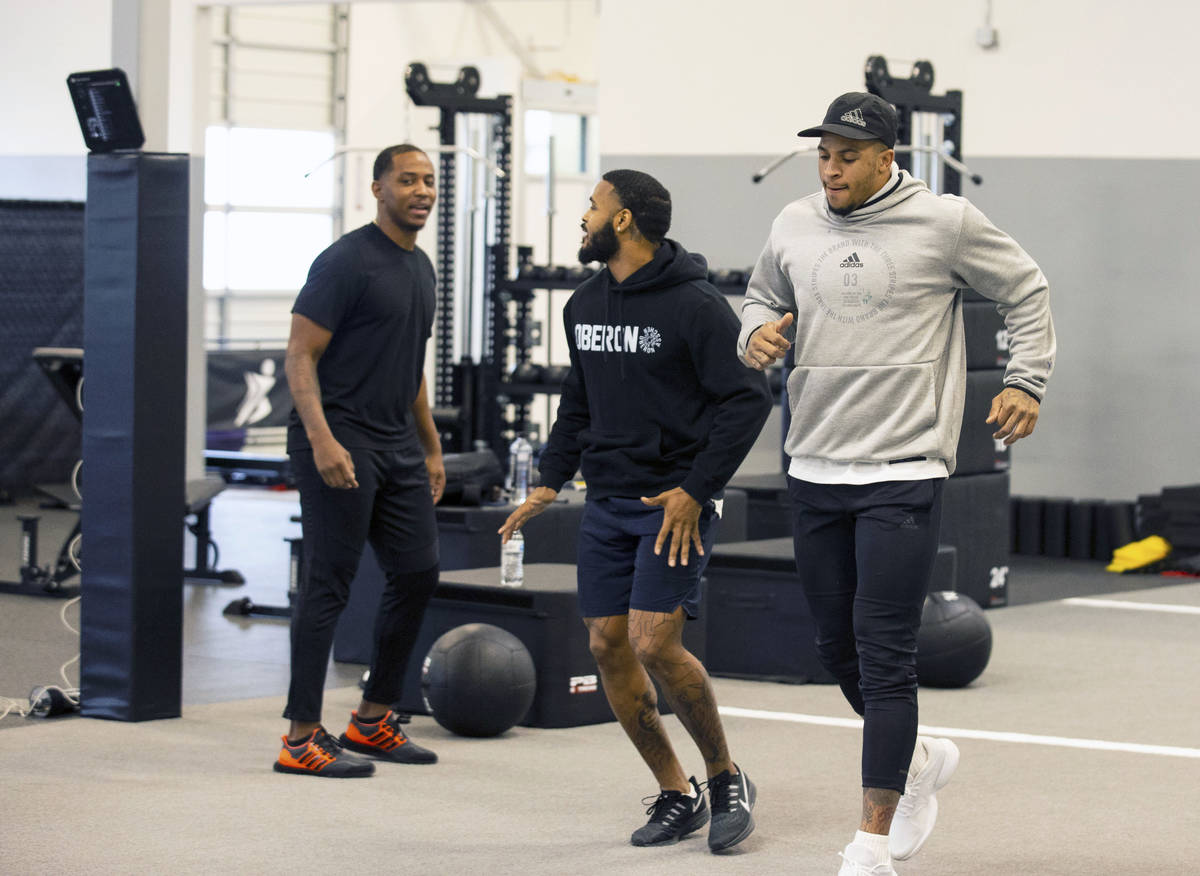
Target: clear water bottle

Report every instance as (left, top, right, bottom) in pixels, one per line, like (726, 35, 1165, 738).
(500, 529, 525, 587)
(508, 434, 533, 505)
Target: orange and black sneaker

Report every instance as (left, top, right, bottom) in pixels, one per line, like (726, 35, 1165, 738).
(339, 710, 438, 764)
(274, 726, 375, 778)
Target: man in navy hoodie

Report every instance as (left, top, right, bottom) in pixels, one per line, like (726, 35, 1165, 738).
(500, 170, 771, 852)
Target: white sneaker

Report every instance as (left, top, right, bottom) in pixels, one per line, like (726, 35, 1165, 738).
(888, 736, 960, 860)
(837, 841, 897, 875)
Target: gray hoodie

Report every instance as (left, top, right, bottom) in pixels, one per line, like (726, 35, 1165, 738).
(739, 166, 1055, 474)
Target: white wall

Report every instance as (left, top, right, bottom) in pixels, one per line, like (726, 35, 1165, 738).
(0, 0, 113, 198)
(0, 0, 114, 157)
(596, 0, 1200, 159)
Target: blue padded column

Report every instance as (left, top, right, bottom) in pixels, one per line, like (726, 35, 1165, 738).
(80, 152, 188, 721)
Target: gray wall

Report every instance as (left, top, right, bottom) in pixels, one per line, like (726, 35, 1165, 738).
(603, 154, 1200, 501)
(0, 156, 87, 201)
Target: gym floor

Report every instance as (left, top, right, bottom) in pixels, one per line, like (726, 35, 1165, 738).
(1, 487, 1197, 874)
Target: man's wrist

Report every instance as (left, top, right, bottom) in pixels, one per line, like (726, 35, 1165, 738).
(1005, 384, 1042, 403)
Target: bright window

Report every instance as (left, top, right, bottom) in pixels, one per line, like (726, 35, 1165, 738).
(204, 209, 334, 291)
(524, 110, 592, 176)
(204, 126, 336, 209)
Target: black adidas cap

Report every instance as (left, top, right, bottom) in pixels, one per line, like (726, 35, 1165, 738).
(797, 92, 898, 149)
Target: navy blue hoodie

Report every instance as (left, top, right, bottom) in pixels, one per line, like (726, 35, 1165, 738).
(538, 240, 772, 505)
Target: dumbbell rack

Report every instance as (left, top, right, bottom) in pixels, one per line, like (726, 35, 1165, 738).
(492, 248, 591, 443)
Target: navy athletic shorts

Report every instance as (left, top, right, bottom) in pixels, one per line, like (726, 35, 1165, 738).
(576, 496, 718, 619)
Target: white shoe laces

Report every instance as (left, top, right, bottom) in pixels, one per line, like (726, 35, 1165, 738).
(896, 747, 939, 817)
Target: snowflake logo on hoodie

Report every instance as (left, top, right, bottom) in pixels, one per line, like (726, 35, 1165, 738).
(639, 326, 662, 354)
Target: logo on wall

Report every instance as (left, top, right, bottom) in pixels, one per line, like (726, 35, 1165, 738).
(638, 326, 662, 354)
(569, 674, 599, 694)
(235, 358, 277, 427)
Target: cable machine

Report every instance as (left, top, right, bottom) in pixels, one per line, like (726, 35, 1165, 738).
(404, 63, 515, 456)
(863, 56, 974, 196)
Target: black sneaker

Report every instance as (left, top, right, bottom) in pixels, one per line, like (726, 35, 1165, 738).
(705, 765, 756, 851)
(630, 777, 709, 846)
(273, 726, 375, 778)
(339, 710, 438, 764)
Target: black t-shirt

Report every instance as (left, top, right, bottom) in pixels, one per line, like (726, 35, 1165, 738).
(286, 223, 436, 457)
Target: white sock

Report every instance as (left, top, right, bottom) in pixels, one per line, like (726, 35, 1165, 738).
(907, 736, 929, 782)
(853, 830, 891, 864)
(684, 781, 698, 798)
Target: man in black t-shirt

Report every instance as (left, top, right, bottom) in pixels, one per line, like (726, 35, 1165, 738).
(274, 144, 444, 778)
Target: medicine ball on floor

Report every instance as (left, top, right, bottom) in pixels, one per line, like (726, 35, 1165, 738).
(420, 623, 537, 737)
(916, 591, 993, 688)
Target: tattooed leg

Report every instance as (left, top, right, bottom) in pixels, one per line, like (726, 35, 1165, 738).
(860, 787, 901, 833)
(584, 614, 689, 792)
(628, 607, 734, 780)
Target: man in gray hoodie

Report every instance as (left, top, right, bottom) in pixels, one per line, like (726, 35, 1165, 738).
(739, 92, 1055, 876)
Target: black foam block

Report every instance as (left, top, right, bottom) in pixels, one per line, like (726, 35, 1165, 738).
(1042, 498, 1070, 558)
(1014, 496, 1044, 555)
(1102, 501, 1136, 554)
(1068, 500, 1100, 560)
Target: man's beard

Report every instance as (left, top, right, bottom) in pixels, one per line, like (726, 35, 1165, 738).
(827, 198, 856, 217)
(578, 221, 618, 265)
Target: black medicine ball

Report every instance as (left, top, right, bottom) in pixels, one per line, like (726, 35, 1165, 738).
(421, 623, 537, 737)
(916, 591, 993, 688)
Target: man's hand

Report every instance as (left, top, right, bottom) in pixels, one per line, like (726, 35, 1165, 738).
(313, 436, 358, 489)
(425, 452, 445, 504)
(641, 487, 703, 568)
(498, 486, 558, 543)
(744, 312, 794, 370)
(987, 387, 1040, 446)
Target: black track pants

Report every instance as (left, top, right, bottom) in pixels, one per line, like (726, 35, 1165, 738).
(787, 476, 944, 793)
(284, 447, 440, 723)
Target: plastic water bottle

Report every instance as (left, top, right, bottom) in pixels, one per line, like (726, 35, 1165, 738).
(508, 434, 533, 505)
(500, 530, 525, 587)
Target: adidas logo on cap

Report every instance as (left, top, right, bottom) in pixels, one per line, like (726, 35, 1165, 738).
(840, 108, 867, 128)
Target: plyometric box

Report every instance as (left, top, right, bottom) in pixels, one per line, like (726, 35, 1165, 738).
(940, 471, 1011, 607)
(704, 538, 834, 684)
(431, 488, 748, 571)
(436, 492, 587, 571)
(703, 538, 958, 684)
(335, 563, 706, 729)
(726, 473, 792, 541)
(956, 369, 1011, 476)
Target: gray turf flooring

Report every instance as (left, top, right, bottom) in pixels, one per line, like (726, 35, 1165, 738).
(1, 487, 1198, 874)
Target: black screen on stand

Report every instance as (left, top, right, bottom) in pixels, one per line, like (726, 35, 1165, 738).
(67, 68, 145, 152)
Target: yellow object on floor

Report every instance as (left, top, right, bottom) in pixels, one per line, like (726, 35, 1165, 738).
(1106, 535, 1172, 572)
